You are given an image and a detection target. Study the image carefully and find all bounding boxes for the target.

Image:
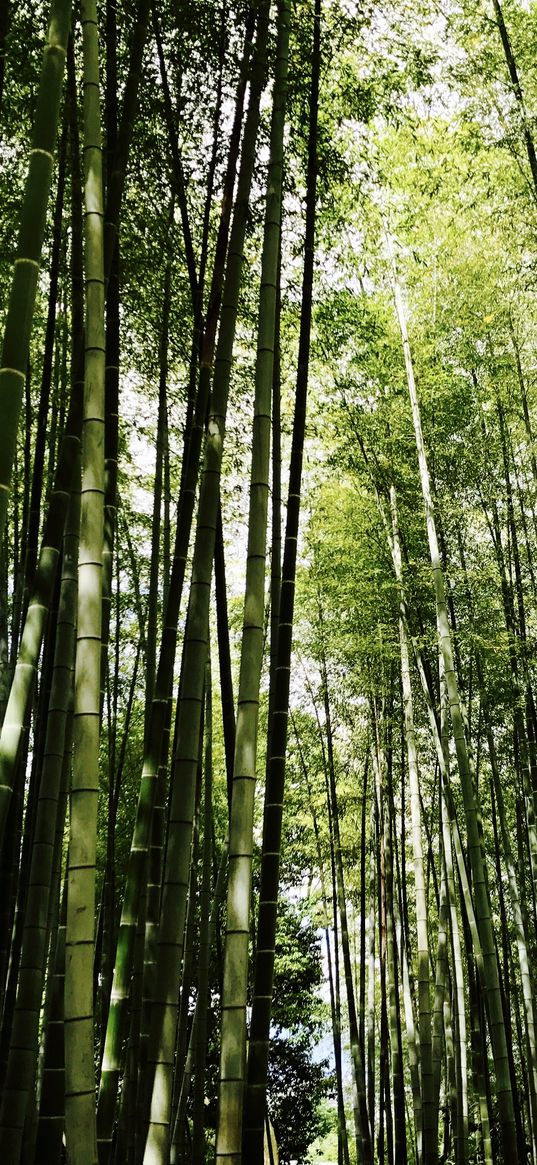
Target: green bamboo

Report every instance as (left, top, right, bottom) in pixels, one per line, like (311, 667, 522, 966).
(492, 0, 537, 197)
(133, 41, 252, 1119)
(294, 718, 350, 1165)
(144, 254, 172, 735)
(482, 678, 537, 1147)
(0, 0, 72, 543)
(34, 877, 68, 1163)
(464, 913, 493, 1164)
(382, 737, 407, 1164)
(23, 118, 68, 605)
(104, 0, 150, 278)
(457, 517, 537, 1149)
(151, 5, 199, 314)
(431, 862, 449, 1115)
(99, 11, 270, 1158)
(169, 779, 201, 1165)
(215, 6, 290, 1158)
(438, 669, 468, 1165)
(387, 231, 517, 1160)
(372, 701, 394, 1165)
(191, 660, 213, 1165)
(243, 2, 321, 1149)
(64, 2, 105, 1160)
(0, 0, 8, 120)
(0, 37, 84, 853)
(375, 737, 393, 1165)
(169, 840, 230, 1162)
(390, 485, 435, 1165)
(398, 904, 422, 1163)
(0, 448, 79, 1161)
(367, 799, 376, 1146)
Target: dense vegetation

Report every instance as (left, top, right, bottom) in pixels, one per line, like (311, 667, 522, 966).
(2, 1, 537, 1163)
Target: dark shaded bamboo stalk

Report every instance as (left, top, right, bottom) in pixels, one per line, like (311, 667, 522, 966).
(243, 4, 323, 1152)
(0, 442, 79, 1162)
(216, 2, 290, 1154)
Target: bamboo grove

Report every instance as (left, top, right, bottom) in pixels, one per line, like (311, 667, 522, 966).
(4, 0, 537, 1163)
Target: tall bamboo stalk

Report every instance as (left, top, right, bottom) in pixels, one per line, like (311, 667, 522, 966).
(64, 3, 105, 1160)
(390, 485, 435, 1164)
(243, 3, 321, 1152)
(216, 5, 290, 1160)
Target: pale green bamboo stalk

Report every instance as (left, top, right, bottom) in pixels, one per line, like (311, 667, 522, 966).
(64, 3, 105, 1161)
(443, 980, 456, 1164)
(431, 863, 448, 1110)
(367, 798, 376, 1146)
(370, 697, 403, 1164)
(411, 631, 484, 989)
(0, 0, 72, 544)
(215, 7, 290, 1159)
(192, 659, 213, 1165)
(390, 485, 435, 1165)
(398, 910, 422, 1163)
(438, 654, 468, 1165)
